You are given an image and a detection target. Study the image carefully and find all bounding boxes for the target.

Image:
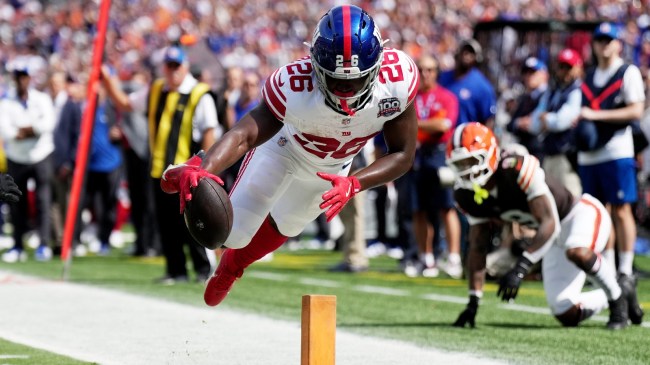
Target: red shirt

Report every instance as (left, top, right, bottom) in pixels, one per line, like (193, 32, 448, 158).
(414, 85, 458, 145)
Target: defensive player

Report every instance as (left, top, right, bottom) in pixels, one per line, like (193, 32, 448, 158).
(447, 122, 643, 330)
(161, 5, 419, 306)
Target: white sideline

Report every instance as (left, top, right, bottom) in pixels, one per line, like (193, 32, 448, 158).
(0, 271, 505, 365)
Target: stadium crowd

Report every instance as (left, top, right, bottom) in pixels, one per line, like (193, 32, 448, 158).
(0, 0, 649, 288)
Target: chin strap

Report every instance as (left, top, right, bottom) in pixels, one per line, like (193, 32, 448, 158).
(340, 99, 356, 116)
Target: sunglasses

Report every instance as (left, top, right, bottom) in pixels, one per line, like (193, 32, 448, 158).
(165, 61, 182, 70)
(594, 37, 614, 44)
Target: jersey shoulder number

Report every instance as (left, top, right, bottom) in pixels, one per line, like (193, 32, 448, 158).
(262, 57, 314, 121)
(377, 48, 419, 106)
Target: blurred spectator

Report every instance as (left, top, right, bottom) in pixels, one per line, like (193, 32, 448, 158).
(218, 66, 244, 131)
(81, 83, 123, 256)
(49, 72, 82, 255)
(537, 48, 584, 197)
(506, 57, 549, 160)
(117, 69, 160, 257)
(0, 65, 55, 262)
(439, 39, 497, 128)
(576, 23, 645, 281)
(373, 134, 420, 276)
(101, 45, 219, 284)
(329, 154, 369, 273)
(231, 72, 261, 123)
(412, 55, 462, 279)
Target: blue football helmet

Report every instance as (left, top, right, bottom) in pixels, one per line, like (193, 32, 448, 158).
(310, 5, 383, 114)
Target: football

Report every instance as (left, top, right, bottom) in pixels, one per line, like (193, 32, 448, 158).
(183, 178, 233, 249)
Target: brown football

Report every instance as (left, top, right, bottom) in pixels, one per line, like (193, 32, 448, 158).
(183, 178, 233, 249)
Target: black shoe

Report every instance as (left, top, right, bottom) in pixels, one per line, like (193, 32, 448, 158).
(607, 294, 629, 330)
(618, 274, 644, 325)
(154, 275, 189, 285)
(328, 262, 368, 273)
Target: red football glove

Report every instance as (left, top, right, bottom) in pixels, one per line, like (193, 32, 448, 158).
(317, 172, 361, 222)
(160, 153, 224, 214)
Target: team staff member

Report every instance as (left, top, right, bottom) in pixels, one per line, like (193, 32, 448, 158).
(413, 55, 462, 278)
(0, 65, 56, 263)
(101, 46, 221, 284)
(576, 23, 645, 298)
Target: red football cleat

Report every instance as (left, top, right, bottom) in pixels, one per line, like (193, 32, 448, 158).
(204, 249, 243, 306)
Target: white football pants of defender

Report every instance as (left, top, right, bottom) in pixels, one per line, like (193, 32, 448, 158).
(224, 134, 353, 249)
(543, 193, 612, 315)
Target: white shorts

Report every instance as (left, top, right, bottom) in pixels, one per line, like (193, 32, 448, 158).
(543, 193, 612, 314)
(224, 134, 352, 248)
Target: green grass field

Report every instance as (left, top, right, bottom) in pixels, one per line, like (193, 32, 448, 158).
(1, 244, 649, 365)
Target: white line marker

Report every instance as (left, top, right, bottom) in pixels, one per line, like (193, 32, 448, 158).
(354, 285, 409, 296)
(252, 270, 650, 328)
(299, 278, 341, 288)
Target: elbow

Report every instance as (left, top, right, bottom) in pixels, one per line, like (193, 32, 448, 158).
(401, 148, 416, 172)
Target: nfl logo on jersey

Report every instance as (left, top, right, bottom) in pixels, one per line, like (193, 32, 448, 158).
(377, 97, 401, 117)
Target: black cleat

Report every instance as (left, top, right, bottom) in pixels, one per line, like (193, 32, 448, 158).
(607, 294, 629, 330)
(618, 274, 644, 325)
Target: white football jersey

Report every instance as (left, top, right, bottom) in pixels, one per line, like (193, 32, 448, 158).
(261, 48, 419, 166)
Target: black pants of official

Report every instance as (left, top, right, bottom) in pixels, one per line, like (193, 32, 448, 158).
(8, 154, 54, 250)
(83, 168, 122, 244)
(124, 149, 160, 255)
(153, 178, 211, 279)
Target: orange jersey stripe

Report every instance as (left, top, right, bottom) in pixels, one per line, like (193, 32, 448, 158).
(580, 197, 602, 250)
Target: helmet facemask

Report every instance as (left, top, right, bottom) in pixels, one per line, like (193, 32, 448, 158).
(312, 51, 382, 114)
(447, 144, 498, 190)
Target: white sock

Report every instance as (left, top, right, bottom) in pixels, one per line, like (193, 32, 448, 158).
(587, 254, 622, 301)
(420, 253, 435, 268)
(448, 253, 461, 265)
(602, 249, 616, 272)
(577, 289, 609, 318)
(618, 251, 634, 276)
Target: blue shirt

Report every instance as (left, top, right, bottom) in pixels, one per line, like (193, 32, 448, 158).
(88, 103, 122, 172)
(438, 68, 496, 125)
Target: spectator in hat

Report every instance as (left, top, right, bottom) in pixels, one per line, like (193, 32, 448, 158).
(506, 57, 549, 160)
(534, 48, 584, 197)
(438, 39, 497, 128)
(576, 23, 645, 293)
(0, 65, 56, 262)
(101, 45, 221, 284)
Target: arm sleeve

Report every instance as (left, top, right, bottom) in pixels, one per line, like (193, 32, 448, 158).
(479, 83, 497, 123)
(192, 93, 219, 143)
(543, 88, 582, 132)
(623, 65, 646, 104)
(128, 87, 149, 114)
(32, 93, 56, 134)
(444, 90, 459, 126)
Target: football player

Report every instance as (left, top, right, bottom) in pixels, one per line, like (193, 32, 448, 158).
(447, 122, 643, 330)
(160, 5, 419, 306)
